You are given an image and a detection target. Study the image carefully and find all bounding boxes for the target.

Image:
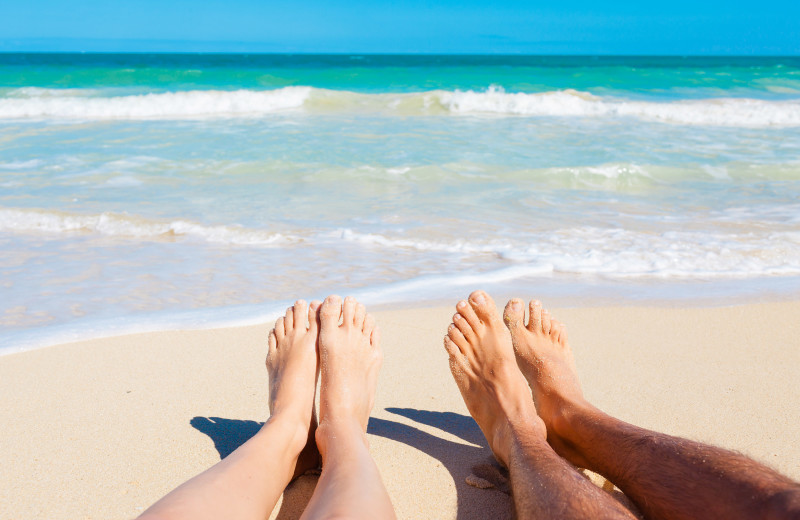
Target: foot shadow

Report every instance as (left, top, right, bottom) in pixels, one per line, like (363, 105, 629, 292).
(190, 416, 318, 520)
(369, 408, 511, 520)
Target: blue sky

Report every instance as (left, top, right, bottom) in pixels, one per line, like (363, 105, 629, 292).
(1, 0, 798, 54)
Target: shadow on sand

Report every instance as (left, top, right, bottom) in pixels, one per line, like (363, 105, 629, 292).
(190, 416, 318, 520)
(371, 408, 511, 520)
(192, 410, 510, 520)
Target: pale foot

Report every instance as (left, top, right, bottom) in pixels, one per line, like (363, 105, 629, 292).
(502, 298, 593, 467)
(444, 290, 545, 467)
(266, 299, 322, 479)
(316, 295, 382, 457)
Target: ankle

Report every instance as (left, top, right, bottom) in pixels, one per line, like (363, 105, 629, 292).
(315, 418, 368, 458)
(492, 412, 548, 466)
(262, 412, 312, 455)
(550, 399, 603, 448)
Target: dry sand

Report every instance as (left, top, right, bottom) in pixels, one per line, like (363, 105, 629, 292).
(1, 300, 799, 519)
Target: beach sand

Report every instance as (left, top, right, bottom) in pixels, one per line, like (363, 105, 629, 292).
(1, 300, 799, 519)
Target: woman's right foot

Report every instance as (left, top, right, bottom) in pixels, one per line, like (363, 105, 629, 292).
(502, 298, 595, 467)
(266, 299, 322, 479)
(316, 295, 383, 458)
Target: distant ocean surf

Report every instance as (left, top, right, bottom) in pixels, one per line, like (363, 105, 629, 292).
(2, 54, 799, 353)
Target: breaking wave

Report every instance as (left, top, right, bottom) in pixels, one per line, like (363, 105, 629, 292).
(0, 208, 292, 245)
(4, 208, 800, 279)
(1, 86, 799, 127)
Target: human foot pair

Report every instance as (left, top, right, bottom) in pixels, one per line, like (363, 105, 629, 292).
(444, 290, 591, 469)
(265, 295, 382, 480)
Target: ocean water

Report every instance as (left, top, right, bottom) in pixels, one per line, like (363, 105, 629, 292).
(2, 54, 800, 353)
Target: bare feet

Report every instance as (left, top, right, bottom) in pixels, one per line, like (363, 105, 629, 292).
(502, 298, 592, 467)
(316, 295, 383, 457)
(266, 299, 322, 479)
(444, 290, 545, 467)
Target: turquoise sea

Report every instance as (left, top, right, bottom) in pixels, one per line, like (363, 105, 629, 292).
(2, 54, 800, 353)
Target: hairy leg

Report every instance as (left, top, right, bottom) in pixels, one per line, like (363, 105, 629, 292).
(445, 290, 635, 519)
(139, 300, 322, 520)
(300, 295, 395, 520)
(503, 297, 800, 520)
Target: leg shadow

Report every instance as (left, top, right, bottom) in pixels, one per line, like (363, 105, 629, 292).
(190, 417, 262, 458)
(190, 416, 318, 520)
(369, 409, 511, 520)
(382, 410, 640, 518)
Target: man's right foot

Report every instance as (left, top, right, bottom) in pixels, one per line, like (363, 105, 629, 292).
(316, 295, 383, 458)
(444, 290, 545, 467)
(502, 298, 594, 467)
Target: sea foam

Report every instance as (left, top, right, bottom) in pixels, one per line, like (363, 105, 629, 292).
(0, 208, 291, 245)
(0, 87, 311, 120)
(1, 86, 799, 127)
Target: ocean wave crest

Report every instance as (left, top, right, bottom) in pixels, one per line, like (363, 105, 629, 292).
(3, 208, 800, 278)
(0, 87, 311, 120)
(1, 86, 800, 127)
(0, 208, 292, 245)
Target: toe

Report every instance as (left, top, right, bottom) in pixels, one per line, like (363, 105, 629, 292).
(453, 313, 477, 343)
(447, 323, 469, 351)
(275, 316, 286, 340)
(342, 296, 357, 326)
(503, 298, 526, 334)
(456, 299, 481, 331)
(293, 299, 307, 330)
(320, 295, 342, 328)
(354, 302, 366, 328)
(267, 329, 277, 357)
(541, 309, 552, 335)
(363, 313, 376, 336)
(444, 337, 470, 378)
(550, 319, 561, 340)
(284, 305, 295, 330)
(443, 335, 460, 357)
(528, 300, 542, 332)
(468, 290, 499, 325)
(308, 300, 322, 333)
(370, 323, 381, 349)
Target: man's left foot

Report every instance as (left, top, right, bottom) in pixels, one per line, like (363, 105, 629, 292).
(266, 299, 322, 479)
(444, 290, 545, 467)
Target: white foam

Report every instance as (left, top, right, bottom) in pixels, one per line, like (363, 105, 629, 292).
(333, 226, 800, 279)
(0, 208, 292, 245)
(3, 209, 800, 279)
(2, 86, 800, 127)
(438, 86, 800, 127)
(0, 87, 311, 120)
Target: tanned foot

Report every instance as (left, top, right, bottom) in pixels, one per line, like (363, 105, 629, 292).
(444, 290, 545, 467)
(502, 298, 593, 468)
(316, 295, 383, 457)
(266, 299, 322, 480)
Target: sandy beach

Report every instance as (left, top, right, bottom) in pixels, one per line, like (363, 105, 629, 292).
(1, 300, 799, 520)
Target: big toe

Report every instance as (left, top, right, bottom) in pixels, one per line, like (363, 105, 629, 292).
(320, 295, 342, 329)
(503, 298, 526, 334)
(468, 290, 500, 324)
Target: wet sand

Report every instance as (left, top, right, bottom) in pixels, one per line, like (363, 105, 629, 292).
(1, 301, 799, 519)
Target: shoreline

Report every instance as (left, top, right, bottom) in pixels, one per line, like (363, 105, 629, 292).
(2, 300, 799, 519)
(5, 279, 800, 357)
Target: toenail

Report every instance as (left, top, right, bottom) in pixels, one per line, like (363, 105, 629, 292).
(457, 301, 467, 309)
(511, 300, 521, 310)
(474, 293, 485, 304)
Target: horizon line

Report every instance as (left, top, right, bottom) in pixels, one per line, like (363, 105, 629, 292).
(1, 51, 799, 58)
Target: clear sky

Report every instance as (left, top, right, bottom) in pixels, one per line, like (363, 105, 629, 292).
(1, 0, 798, 55)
